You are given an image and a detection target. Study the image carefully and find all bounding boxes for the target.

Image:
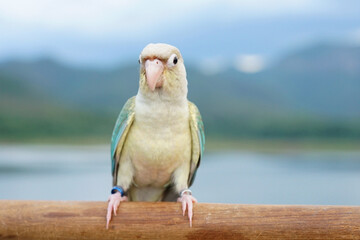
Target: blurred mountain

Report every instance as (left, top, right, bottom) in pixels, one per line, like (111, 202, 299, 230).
(258, 43, 360, 117)
(0, 43, 359, 141)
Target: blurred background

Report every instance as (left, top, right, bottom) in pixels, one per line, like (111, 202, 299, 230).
(0, 0, 359, 204)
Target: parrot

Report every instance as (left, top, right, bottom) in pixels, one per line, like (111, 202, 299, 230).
(106, 43, 205, 229)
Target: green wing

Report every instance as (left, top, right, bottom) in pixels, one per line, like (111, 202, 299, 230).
(188, 101, 205, 187)
(110, 96, 136, 184)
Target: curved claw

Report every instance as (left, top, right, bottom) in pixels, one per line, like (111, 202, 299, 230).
(106, 192, 128, 229)
(177, 194, 197, 227)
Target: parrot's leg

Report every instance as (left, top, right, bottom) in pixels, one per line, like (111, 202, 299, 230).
(106, 192, 128, 229)
(172, 160, 197, 227)
(107, 156, 134, 229)
(177, 192, 197, 227)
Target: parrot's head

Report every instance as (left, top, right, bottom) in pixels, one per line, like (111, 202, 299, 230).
(138, 43, 187, 99)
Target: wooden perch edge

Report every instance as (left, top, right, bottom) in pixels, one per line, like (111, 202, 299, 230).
(0, 200, 359, 240)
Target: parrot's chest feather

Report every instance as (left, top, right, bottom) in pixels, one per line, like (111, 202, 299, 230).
(126, 97, 191, 187)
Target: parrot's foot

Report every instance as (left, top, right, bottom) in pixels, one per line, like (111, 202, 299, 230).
(106, 192, 128, 229)
(177, 194, 197, 227)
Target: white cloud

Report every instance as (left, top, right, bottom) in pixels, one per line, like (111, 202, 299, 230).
(235, 54, 265, 73)
(0, 0, 141, 37)
(0, 0, 356, 66)
(221, 0, 321, 19)
(0, 0, 323, 38)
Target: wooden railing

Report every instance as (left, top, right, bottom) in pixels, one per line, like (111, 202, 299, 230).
(0, 200, 359, 239)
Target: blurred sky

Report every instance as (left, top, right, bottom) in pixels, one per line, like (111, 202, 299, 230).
(1, 0, 360, 70)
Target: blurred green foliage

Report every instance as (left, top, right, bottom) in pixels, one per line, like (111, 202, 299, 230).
(0, 43, 360, 144)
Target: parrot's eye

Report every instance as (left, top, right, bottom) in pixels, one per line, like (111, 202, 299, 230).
(167, 54, 178, 68)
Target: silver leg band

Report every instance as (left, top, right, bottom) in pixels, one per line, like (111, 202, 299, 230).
(180, 189, 192, 196)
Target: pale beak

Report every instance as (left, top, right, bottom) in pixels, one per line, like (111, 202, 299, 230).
(145, 59, 164, 91)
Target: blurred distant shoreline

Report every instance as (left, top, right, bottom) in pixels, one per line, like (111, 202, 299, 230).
(1, 137, 359, 152)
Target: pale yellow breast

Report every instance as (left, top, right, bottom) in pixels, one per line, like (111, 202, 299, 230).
(124, 120, 191, 188)
(122, 96, 192, 188)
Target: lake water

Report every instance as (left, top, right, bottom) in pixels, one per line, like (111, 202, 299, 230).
(0, 145, 359, 205)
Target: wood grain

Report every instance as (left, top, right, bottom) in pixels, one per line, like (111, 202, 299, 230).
(0, 200, 359, 239)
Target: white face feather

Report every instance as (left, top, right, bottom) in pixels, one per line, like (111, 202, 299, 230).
(137, 43, 188, 101)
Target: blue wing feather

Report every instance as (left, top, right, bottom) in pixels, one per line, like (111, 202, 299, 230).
(110, 96, 136, 176)
(197, 114, 205, 157)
